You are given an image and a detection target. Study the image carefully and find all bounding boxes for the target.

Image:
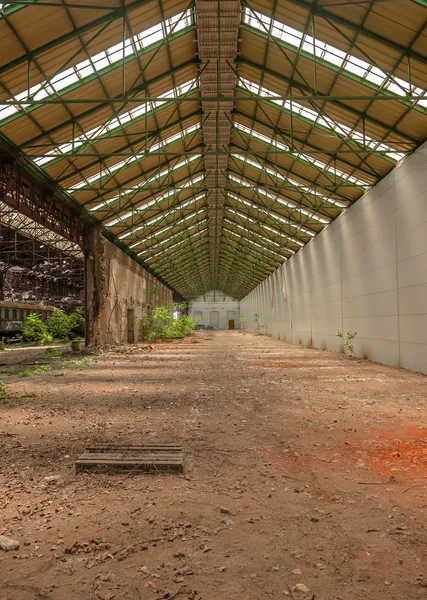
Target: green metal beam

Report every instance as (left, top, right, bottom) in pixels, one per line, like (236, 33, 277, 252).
(240, 20, 427, 115)
(284, 0, 427, 69)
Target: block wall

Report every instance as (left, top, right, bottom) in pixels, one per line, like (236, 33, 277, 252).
(240, 142, 427, 374)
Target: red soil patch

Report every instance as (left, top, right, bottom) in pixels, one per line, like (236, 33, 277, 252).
(348, 425, 427, 480)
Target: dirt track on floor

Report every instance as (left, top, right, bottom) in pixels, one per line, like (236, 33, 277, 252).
(1, 331, 427, 600)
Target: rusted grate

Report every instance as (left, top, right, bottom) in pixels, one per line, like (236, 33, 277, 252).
(75, 444, 183, 474)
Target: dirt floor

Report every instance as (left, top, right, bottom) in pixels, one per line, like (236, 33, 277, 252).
(1, 331, 427, 600)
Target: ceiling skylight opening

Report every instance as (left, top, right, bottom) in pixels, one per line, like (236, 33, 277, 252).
(227, 191, 315, 237)
(93, 164, 203, 216)
(224, 217, 293, 255)
(0, 9, 194, 123)
(224, 226, 287, 260)
(35, 79, 199, 168)
(242, 7, 427, 109)
(226, 206, 302, 247)
(234, 122, 288, 152)
(69, 125, 201, 191)
(228, 173, 329, 224)
(128, 195, 205, 244)
(237, 77, 405, 162)
(142, 225, 206, 259)
(137, 209, 206, 253)
(105, 175, 204, 229)
(234, 120, 370, 188)
(230, 152, 347, 209)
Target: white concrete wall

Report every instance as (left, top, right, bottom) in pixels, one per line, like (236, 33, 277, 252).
(240, 141, 427, 374)
(189, 290, 240, 329)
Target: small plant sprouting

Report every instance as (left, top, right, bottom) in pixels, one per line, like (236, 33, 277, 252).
(15, 391, 37, 400)
(254, 312, 264, 335)
(336, 329, 357, 357)
(20, 364, 53, 377)
(71, 356, 93, 368)
(239, 314, 247, 331)
(0, 378, 8, 403)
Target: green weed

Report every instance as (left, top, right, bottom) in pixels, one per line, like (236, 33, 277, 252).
(15, 391, 37, 399)
(42, 347, 63, 359)
(0, 378, 8, 403)
(20, 364, 52, 377)
(70, 356, 93, 368)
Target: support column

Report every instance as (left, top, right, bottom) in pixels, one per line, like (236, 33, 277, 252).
(85, 226, 108, 347)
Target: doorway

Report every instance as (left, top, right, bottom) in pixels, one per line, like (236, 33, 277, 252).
(127, 309, 135, 343)
(210, 310, 219, 328)
(227, 310, 236, 330)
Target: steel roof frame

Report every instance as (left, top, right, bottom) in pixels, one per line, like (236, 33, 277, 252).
(0, 0, 426, 298)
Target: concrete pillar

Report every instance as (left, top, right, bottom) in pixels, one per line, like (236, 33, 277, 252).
(85, 226, 108, 346)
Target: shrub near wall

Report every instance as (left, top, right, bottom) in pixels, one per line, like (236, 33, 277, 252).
(141, 303, 195, 341)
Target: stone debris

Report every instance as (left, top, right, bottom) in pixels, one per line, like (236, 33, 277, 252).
(0, 535, 20, 551)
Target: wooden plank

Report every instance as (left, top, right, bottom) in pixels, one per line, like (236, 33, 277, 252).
(75, 458, 183, 474)
(86, 444, 182, 453)
(78, 453, 184, 461)
(75, 444, 184, 474)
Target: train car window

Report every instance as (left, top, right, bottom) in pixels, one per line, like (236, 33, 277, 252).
(12, 309, 17, 320)
(0, 309, 3, 320)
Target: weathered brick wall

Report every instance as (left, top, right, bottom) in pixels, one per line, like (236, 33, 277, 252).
(86, 228, 173, 345)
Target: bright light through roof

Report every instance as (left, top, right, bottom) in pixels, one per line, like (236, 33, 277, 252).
(128, 194, 206, 249)
(228, 173, 330, 224)
(225, 202, 304, 246)
(131, 208, 206, 250)
(142, 224, 207, 259)
(230, 151, 347, 209)
(234, 121, 370, 188)
(106, 175, 204, 228)
(224, 226, 287, 260)
(224, 216, 293, 255)
(227, 191, 315, 237)
(34, 79, 198, 168)
(92, 160, 202, 215)
(237, 77, 405, 162)
(242, 7, 427, 109)
(0, 10, 193, 123)
(69, 126, 200, 192)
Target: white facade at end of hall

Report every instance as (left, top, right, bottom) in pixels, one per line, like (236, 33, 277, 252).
(189, 290, 240, 329)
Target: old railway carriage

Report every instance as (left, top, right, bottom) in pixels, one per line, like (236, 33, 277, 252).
(0, 302, 55, 337)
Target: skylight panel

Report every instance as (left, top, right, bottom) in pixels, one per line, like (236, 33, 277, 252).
(231, 151, 347, 209)
(234, 120, 369, 187)
(68, 128, 201, 192)
(128, 194, 206, 248)
(129, 205, 206, 249)
(226, 205, 303, 247)
(224, 226, 286, 260)
(91, 154, 201, 215)
(237, 77, 405, 162)
(0, 9, 193, 123)
(227, 191, 315, 237)
(113, 178, 205, 232)
(35, 79, 198, 168)
(141, 223, 206, 258)
(228, 173, 329, 224)
(224, 217, 293, 256)
(242, 7, 427, 109)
